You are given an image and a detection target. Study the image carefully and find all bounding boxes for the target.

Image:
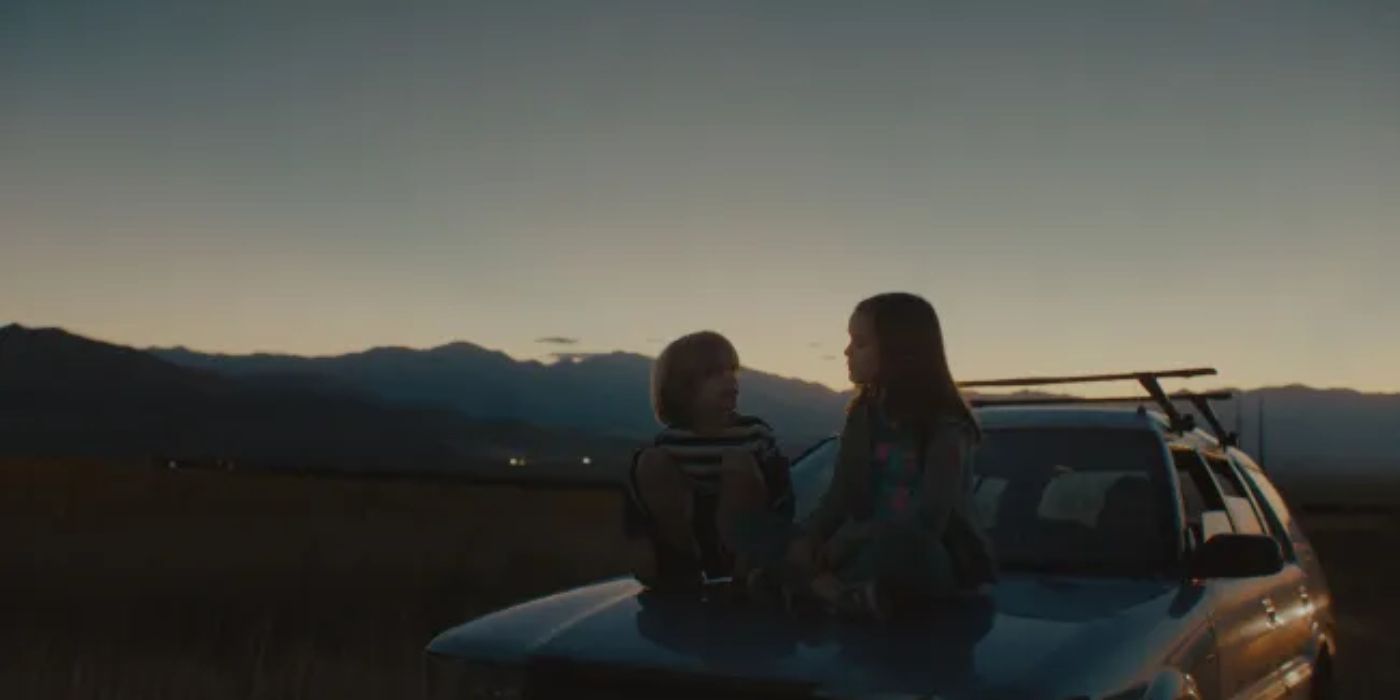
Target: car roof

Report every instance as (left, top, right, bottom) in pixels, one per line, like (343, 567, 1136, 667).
(974, 405, 1224, 452)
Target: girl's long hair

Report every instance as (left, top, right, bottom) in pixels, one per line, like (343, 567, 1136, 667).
(851, 292, 979, 442)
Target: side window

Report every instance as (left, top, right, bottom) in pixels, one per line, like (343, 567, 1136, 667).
(790, 438, 839, 521)
(1233, 458, 1299, 561)
(971, 476, 1008, 531)
(1171, 448, 1229, 545)
(1204, 455, 1266, 536)
(1176, 468, 1206, 521)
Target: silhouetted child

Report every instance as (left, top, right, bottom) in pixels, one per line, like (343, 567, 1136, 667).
(624, 331, 795, 594)
(786, 293, 996, 620)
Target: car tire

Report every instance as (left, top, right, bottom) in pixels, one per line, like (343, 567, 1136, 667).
(1310, 650, 1336, 700)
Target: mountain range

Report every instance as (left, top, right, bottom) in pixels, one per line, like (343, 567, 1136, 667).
(4, 323, 1398, 503)
(150, 343, 850, 452)
(0, 324, 636, 474)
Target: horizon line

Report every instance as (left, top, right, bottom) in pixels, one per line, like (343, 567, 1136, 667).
(8, 320, 1400, 398)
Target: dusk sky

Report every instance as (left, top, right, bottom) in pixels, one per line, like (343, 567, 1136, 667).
(4, 0, 1398, 392)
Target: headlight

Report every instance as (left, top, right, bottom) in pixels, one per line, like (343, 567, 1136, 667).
(424, 656, 526, 700)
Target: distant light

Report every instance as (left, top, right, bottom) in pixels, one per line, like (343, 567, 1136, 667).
(581, 457, 592, 465)
(508, 457, 522, 467)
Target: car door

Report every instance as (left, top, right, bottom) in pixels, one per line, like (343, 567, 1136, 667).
(1170, 447, 1281, 699)
(1199, 451, 1295, 700)
(1230, 454, 1326, 698)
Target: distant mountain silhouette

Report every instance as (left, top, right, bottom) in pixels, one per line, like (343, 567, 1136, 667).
(154, 341, 1400, 503)
(9, 323, 1397, 504)
(0, 325, 634, 473)
(153, 345, 852, 452)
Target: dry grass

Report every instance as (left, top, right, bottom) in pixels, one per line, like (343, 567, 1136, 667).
(5, 460, 1398, 699)
(1298, 510, 1400, 698)
(0, 460, 630, 699)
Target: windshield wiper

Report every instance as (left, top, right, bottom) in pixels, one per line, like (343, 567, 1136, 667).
(998, 559, 1158, 577)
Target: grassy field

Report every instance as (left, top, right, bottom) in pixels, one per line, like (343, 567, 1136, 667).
(1, 460, 631, 699)
(1296, 510, 1400, 698)
(4, 459, 1398, 698)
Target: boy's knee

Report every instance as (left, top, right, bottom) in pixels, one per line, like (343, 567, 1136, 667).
(719, 448, 759, 474)
(635, 449, 684, 500)
(634, 450, 693, 549)
(719, 464, 767, 511)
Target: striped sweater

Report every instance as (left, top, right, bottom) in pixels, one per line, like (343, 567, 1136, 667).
(651, 414, 794, 515)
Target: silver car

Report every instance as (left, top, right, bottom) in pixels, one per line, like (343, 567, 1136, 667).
(427, 372, 1337, 699)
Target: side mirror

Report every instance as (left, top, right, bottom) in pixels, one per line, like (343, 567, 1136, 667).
(1189, 534, 1284, 579)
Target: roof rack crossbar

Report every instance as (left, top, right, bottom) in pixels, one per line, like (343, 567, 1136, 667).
(963, 367, 1233, 437)
(959, 367, 1217, 389)
(971, 390, 1234, 408)
(974, 390, 1243, 445)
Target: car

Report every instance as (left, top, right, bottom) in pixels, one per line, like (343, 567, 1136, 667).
(425, 369, 1337, 700)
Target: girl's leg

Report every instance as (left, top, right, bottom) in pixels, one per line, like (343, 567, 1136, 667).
(861, 524, 959, 617)
(810, 524, 958, 620)
(867, 524, 957, 594)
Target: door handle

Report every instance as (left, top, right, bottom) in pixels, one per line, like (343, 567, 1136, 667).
(1261, 597, 1280, 627)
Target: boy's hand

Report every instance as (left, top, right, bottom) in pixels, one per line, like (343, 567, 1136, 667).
(786, 534, 823, 573)
(719, 447, 758, 474)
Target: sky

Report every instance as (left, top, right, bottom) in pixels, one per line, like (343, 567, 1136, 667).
(3, 0, 1398, 393)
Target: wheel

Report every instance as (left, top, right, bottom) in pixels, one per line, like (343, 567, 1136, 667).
(1310, 650, 1336, 700)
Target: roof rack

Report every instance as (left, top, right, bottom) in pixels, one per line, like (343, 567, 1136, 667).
(959, 368, 1238, 445)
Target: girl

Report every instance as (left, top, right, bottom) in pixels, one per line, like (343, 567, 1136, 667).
(624, 331, 795, 594)
(787, 293, 996, 619)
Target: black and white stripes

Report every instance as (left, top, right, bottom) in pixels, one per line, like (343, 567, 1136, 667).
(652, 414, 793, 513)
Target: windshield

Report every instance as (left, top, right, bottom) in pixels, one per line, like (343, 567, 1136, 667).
(790, 428, 1175, 577)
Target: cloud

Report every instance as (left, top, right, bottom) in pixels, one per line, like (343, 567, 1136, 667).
(536, 336, 580, 345)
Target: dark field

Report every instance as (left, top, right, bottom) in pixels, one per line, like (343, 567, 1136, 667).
(1298, 510, 1400, 699)
(4, 460, 1398, 699)
(2, 460, 631, 699)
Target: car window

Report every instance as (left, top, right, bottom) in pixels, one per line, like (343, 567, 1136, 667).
(972, 475, 1008, 531)
(790, 438, 839, 522)
(1205, 455, 1266, 536)
(1232, 457, 1299, 561)
(1171, 448, 1231, 542)
(794, 429, 1177, 576)
(1176, 469, 1206, 521)
(1037, 470, 1145, 527)
(972, 428, 1174, 576)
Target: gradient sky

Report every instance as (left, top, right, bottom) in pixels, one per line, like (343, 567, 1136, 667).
(4, 0, 1398, 392)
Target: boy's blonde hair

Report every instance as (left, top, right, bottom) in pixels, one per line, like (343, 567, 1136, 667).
(651, 331, 740, 427)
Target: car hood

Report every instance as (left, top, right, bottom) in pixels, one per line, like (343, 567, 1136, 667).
(427, 574, 1198, 698)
